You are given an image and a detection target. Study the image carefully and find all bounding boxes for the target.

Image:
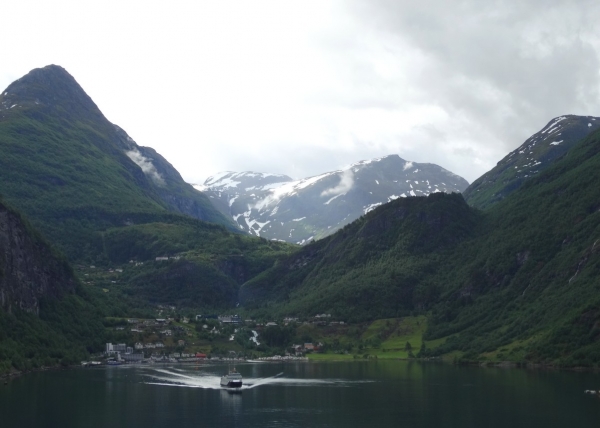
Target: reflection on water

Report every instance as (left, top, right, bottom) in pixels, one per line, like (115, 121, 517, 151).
(3, 361, 600, 428)
(144, 367, 373, 390)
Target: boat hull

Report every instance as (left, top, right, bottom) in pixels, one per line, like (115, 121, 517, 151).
(220, 379, 242, 388)
(220, 369, 243, 388)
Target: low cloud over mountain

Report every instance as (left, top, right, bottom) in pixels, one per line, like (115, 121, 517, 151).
(198, 154, 469, 244)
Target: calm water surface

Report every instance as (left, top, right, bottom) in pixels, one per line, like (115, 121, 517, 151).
(2, 361, 600, 427)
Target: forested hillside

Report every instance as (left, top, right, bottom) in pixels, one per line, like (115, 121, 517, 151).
(240, 192, 477, 321)
(241, 126, 600, 365)
(0, 66, 297, 374)
(0, 65, 236, 262)
(0, 65, 296, 311)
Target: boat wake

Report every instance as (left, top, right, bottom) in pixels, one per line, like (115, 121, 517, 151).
(143, 368, 372, 390)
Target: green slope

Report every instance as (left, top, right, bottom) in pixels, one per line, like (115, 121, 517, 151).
(240, 126, 600, 365)
(0, 65, 235, 261)
(100, 220, 293, 308)
(425, 126, 600, 365)
(0, 65, 294, 312)
(240, 192, 478, 321)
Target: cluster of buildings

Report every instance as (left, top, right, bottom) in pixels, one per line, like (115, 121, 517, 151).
(105, 342, 208, 363)
(196, 313, 344, 328)
(125, 318, 192, 337)
(254, 355, 308, 361)
(290, 342, 324, 355)
(134, 342, 164, 350)
(256, 315, 344, 327)
(103, 312, 346, 364)
(155, 256, 181, 262)
(217, 315, 242, 324)
(105, 343, 143, 362)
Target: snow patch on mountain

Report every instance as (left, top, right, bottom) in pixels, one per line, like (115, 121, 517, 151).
(260, 181, 292, 191)
(205, 171, 235, 186)
(253, 172, 335, 211)
(245, 218, 270, 236)
(325, 193, 345, 205)
(350, 157, 384, 168)
(199, 154, 469, 245)
(364, 203, 383, 214)
(541, 116, 566, 134)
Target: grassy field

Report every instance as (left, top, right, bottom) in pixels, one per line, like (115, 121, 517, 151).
(306, 315, 447, 360)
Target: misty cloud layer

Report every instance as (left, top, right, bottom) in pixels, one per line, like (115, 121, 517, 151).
(321, 170, 355, 197)
(3, 1, 600, 184)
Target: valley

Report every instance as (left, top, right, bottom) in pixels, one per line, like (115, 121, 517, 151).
(2, 65, 600, 375)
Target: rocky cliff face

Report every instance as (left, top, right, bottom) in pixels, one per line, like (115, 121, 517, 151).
(0, 202, 75, 315)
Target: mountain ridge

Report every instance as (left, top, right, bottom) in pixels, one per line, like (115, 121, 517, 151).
(0, 65, 237, 260)
(200, 154, 469, 244)
(239, 123, 600, 365)
(463, 114, 600, 209)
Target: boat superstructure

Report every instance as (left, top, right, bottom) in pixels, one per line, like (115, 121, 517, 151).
(220, 368, 243, 389)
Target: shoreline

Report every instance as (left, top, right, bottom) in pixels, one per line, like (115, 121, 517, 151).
(3, 357, 600, 384)
(1, 364, 69, 383)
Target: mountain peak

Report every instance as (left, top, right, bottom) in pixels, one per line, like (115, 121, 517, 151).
(202, 155, 469, 243)
(0, 65, 103, 120)
(463, 114, 600, 209)
(200, 171, 294, 192)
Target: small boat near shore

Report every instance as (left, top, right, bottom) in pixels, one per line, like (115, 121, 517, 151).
(220, 368, 242, 389)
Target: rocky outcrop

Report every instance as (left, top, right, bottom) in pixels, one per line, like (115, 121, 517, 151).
(0, 203, 75, 315)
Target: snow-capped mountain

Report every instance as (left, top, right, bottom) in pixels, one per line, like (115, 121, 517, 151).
(197, 155, 469, 244)
(464, 115, 600, 209)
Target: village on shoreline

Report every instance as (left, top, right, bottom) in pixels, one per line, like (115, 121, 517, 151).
(88, 312, 344, 366)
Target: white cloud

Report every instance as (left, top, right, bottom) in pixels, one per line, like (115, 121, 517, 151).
(321, 169, 354, 197)
(125, 149, 165, 186)
(1, 1, 600, 185)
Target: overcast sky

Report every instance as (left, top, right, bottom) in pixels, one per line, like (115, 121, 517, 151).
(3, 0, 600, 184)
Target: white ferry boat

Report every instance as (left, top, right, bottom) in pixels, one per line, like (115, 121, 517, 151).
(220, 368, 242, 389)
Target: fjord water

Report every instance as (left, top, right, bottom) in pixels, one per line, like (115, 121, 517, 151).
(2, 361, 600, 428)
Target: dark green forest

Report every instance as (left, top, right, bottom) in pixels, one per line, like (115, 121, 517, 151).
(241, 126, 600, 366)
